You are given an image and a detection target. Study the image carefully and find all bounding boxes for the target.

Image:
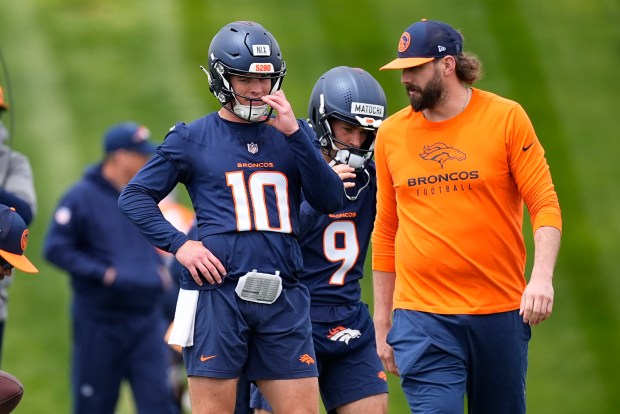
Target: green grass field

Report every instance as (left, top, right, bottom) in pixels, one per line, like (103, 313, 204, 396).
(1, 0, 619, 412)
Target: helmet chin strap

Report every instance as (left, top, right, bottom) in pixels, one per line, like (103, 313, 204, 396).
(344, 168, 371, 201)
(328, 153, 371, 202)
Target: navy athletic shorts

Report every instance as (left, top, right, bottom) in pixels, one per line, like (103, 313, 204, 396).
(389, 309, 531, 414)
(250, 302, 387, 413)
(183, 278, 318, 382)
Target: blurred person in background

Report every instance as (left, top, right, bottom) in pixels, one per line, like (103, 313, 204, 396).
(0, 204, 38, 278)
(43, 122, 179, 414)
(158, 188, 195, 267)
(0, 203, 39, 414)
(0, 85, 36, 367)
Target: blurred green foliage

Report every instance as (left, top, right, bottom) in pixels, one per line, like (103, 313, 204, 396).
(1, 0, 619, 412)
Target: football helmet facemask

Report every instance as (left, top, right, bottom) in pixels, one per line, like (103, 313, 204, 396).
(308, 66, 387, 171)
(202, 21, 286, 123)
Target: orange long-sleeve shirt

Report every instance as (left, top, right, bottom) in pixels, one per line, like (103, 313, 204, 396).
(372, 88, 562, 314)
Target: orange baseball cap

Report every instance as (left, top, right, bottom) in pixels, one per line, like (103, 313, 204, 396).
(0, 205, 38, 273)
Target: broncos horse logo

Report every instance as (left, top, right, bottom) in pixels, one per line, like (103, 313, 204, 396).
(299, 354, 316, 365)
(420, 142, 466, 168)
(327, 326, 362, 345)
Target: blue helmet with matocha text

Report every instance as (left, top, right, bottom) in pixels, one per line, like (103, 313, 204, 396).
(308, 66, 387, 171)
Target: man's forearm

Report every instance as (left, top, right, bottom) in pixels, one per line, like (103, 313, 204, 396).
(531, 226, 561, 282)
(373, 270, 396, 324)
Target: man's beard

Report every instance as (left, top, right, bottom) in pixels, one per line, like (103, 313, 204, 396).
(407, 68, 446, 112)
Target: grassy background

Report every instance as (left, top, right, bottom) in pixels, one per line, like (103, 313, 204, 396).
(1, 0, 619, 412)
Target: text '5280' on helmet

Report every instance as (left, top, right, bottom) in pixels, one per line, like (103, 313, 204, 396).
(205, 21, 286, 106)
(308, 66, 387, 163)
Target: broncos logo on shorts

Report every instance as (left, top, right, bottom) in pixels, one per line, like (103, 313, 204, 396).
(420, 142, 466, 168)
(327, 326, 362, 345)
(299, 354, 316, 365)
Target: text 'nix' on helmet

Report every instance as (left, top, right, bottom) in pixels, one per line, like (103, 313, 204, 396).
(203, 21, 286, 123)
(308, 66, 387, 171)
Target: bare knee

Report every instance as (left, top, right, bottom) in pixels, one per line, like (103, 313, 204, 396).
(336, 393, 388, 414)
(188, 376, 238, 413)
(257, 377, 319, 414)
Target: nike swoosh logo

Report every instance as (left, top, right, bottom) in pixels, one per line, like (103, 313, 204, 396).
(522, 142, 534, 152)
(200, 355, 217, 362)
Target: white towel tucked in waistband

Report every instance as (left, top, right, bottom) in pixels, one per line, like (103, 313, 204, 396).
(168, 288, 199, 348)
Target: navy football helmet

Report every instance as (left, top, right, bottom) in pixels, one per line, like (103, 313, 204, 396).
(308, 66, 387, 171)
(202, 21, 286, 122)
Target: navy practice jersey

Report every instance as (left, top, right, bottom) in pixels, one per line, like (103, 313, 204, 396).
(299, 162, 376, 305)
(119, 113, 344, 289)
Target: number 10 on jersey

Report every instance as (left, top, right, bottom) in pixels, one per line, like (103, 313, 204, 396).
(226, 171, 292, 233)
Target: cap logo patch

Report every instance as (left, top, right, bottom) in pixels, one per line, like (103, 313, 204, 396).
(351, 102, 385, 117)
(398, 32, 411, 52)
(438, 45, 447, 53)
(132, 126, 150, 143)
(249, 63, 274, 73)
(252, 45, 270, 56)
(20, 229, 28, 251)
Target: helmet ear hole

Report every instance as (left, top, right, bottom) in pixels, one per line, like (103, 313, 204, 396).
(204, 62, 233, 104)
(208, 72, 219, 95)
